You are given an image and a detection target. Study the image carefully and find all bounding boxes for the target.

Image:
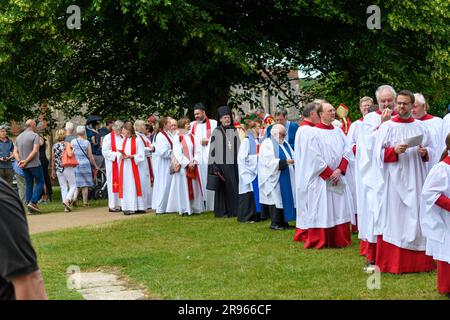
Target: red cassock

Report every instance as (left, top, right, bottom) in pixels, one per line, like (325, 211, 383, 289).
(375, 235, 436, 274)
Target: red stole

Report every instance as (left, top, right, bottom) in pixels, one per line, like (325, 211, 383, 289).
(119, 137, 142, 199)
(161, 130, 173, 149)
(138, 134, 154, 186)
(110, 133, 120, 193)
(180, 134, 203, 201)
(192, 118, 211, 140)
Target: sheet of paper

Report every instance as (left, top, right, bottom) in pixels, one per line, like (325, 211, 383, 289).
(327, 180, 345, 195)
(402, 134, 423, 148)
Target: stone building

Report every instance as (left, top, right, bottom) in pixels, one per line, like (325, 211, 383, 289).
(230, 70, 303, 121)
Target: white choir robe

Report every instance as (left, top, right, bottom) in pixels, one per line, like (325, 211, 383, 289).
(136, 132, 153, 209)
(373, 117, 432, 250)
(355, 111, 388, 245)
(237, 137, 258, 195)
(151, 131, 174, 213)
(258, 139, 295, 210)
(297, 126, 354, 230)
(118, 137, 146, 211)
(190, 119, 217, 211)
(294, 125, 316, 233)
(443, 113, 450, 140)
(166, 133, 205, 215)
(101, 133, 123, 209)
(345, 119, 364, 227)
(418, 115, 444, 168)
(421, 157, 450, 264)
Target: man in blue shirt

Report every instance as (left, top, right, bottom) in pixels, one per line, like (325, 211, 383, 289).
(0, 125, 15, 186)
(265, 108, 300, 150)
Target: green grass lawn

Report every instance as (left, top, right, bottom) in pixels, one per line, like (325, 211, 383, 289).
(37, 187, 108, 214)
(32, 212, 446, 300)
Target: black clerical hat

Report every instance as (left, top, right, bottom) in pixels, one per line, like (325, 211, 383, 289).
(217, 106, 231, 118)
(193, 102, 206, 111)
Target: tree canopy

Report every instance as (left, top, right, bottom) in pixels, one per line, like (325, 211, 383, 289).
(0, 0, 448, 122)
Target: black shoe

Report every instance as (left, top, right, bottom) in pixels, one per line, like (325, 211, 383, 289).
(109, 208, 121, 213)
(135, 210, 147, 214)
(123, 211, 135, 215)
(270, 225, 287, 231)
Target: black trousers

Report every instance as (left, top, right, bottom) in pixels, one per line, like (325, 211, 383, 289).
(261, 204, 287, 228)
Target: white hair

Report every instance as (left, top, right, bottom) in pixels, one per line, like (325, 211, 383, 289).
(375, 85, 397, 104)
(134, 120, 146, 132)
(76, 125, 86, 136)
(271, 124, 285, 143)
(112, 120, 124, 131)
(414, 93, 426, 106)
(65, 122, 74, 132)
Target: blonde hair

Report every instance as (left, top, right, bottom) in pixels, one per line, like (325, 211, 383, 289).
(177, 117, 190, 130)
(134, 120, 146, 132)
(55, 129, 66, 142)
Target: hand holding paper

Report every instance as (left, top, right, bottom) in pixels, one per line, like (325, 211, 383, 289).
(402, 134, 423, 148)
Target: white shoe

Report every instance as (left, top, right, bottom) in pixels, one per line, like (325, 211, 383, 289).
(364, 264, 376, 274)
(63, 200, 72, 212)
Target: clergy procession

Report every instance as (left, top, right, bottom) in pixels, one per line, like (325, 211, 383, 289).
(94, 85, 450, 297)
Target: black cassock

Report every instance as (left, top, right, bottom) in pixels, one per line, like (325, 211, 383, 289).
(207, 125, 240, 217)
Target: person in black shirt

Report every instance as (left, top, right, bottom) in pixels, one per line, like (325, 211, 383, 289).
(0, 177, 47, 300)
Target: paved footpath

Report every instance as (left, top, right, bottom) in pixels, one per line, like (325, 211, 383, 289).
(28, 207, 152, 235)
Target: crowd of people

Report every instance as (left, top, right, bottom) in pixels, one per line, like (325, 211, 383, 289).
(1, 84, 450, 298)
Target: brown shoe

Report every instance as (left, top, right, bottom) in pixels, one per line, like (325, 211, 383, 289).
(63, 201, 72, 212)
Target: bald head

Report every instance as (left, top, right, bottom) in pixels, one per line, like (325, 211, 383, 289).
(271, 124, 286, 144)
(25, 119, 37, 131)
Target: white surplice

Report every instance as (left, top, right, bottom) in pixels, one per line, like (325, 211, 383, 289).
(190, 119, 217, 211)
(355, 111, 388, 244)
(151, 130, 174, 213)
(418, 115, 443, 168)
(345, 119, 364, 226)
(118, 137, 146, 211)
(373, 117, 432, 250)
(166, 133, 205, 215)
(297, 126, 354, 229)
(443, 113, 450, 140)
(101, 133, 123, 209)
(136, 132, 153, 209)
(237, 136, 258, 195)
(258, 138, 295, 210)
(420, 157, 450, 263)
(294, 125, 317, 230)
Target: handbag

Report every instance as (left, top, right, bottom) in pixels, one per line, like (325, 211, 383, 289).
(186, 164, 197, 179)
(169, 153, 181, 175)
(206, 171, 225, 191)
(61, 143, 78, 167)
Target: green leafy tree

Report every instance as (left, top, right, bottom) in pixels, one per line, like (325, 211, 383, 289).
(0, 0, 448, 122)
